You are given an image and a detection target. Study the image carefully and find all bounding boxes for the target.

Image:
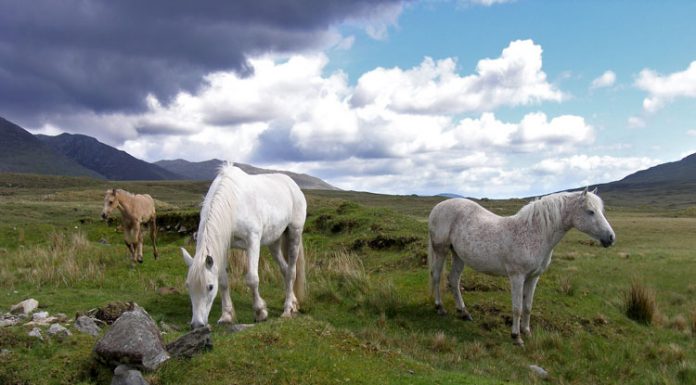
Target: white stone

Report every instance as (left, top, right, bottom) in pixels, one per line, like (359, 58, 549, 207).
(48, 323, 72, 338)
(28, 327, 43, 340)
(32, 311, 49, 321)
(10, 298, 39, 316)
(529, 364, 549, 379)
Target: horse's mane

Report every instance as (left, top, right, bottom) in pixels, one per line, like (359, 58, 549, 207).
(192, 163, 241, 272)
(516, 192, 577, 235)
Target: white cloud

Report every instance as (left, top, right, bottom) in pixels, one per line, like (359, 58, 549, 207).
(590, 70, 616, 89)
(464, 0, 515, 6)
(35, 41, 627, 198)
(627, 116, 646, 128)
(532, 155, 660, 188)
(688, 130, 696, 137)
(351, 39, 563, 114)
(635, 61, 696, 113)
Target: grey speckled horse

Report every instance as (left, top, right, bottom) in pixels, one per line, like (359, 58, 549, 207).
(428, 188, 615, 346)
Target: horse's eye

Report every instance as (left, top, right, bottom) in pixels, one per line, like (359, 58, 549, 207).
(207, 284, 214, 292)
(587, 210, 595, 216)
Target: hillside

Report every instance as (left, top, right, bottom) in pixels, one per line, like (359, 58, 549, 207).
(155, 158, 340, 190)
(0, 116, 102, 178)
(594, 152, 696, 208)
(154, 159, 224, 180)
(37, 133, 184, 181)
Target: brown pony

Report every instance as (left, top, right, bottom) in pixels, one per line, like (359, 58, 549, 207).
(101, 189, 158, 265)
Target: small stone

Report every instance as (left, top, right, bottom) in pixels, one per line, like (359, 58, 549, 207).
(111, 365, 149, 385)
(75, 315, 101, 336)
(32, 311, 49, 322)
(0, 315, 20, 327)
(48, 323, 72, 339)
(54, 313, 69, 323)
(10, 298, 39, 316)
(28, 327, 43, 340)
(529, 364, 549, 379)
(166, 325, 212, 358)
(156, 287, 179, 296)
(226, 323, 255, 333)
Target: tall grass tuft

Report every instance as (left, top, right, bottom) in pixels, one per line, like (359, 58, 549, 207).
(624, 281, 658, 325)
(1, 231, 105, 289)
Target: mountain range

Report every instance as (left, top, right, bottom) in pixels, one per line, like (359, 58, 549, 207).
(0, 116, 339, 190)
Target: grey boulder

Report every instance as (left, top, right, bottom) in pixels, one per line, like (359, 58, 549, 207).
(166, 325, 212, 358)
(94, 305, 170, 371)
(75, 315, 101, 336)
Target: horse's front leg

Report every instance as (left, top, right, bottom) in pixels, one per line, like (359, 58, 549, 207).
(245, 237, 267, 322)
(281, 229, 302, 318)
(134, 222, 144, 263)
(522, 275, 540, 337)
(509, 274, 525, 346)
(217, 271, 236, 324)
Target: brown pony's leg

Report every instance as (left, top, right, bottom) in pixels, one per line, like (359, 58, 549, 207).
(150, 216, 159, 260)
(124, 240, 136, 265)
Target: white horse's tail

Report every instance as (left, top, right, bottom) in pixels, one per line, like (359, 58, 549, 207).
(427, 234, 446, 298)
(427, 235, 435, 296)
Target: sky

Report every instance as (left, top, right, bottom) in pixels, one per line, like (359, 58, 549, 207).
(1, 0, 695, 198)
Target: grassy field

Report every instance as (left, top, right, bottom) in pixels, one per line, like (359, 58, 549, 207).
(0, 174, 694, 385)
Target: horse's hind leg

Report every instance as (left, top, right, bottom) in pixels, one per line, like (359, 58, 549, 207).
(429, 238, 448, 316)
(245, 238, 268, 322)
(448, 255, 472, 321)
(521, 275, 540, 336)
(124, 240, 136, 266)
(135, 223, 144, 264)
(280, 228, 302, 318)
(269, 239, 288, 276)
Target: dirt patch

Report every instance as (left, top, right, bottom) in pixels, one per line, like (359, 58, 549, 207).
(366, 235, 418, 250)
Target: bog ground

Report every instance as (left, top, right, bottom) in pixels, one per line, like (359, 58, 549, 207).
(0, 174, 694, 385)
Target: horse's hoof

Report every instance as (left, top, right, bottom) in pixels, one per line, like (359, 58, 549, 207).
(217, 316, 235, 325)
(457, 309, 473, 321)
(138, 259, 143, 264)
(435, 304, 447, 316)
(511, 334, 525, 347)
(522, 328, 532, 337)
(281, 310, 294, 319)
(254, 309, 268, 323)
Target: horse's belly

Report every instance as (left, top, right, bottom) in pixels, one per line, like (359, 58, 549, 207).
(461, 256, 508, 276)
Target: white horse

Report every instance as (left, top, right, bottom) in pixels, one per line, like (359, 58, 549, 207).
(181, 164, 307, 329)
(428, 188, 615, 346)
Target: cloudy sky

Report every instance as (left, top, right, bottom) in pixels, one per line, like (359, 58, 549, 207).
(2, 0, 695, 197)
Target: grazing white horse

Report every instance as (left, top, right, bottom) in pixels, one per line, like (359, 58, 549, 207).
(181, 164, 307, 329)
(428, 188, 615, 346)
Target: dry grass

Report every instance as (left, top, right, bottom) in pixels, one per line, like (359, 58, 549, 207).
(669, 314, 688, 333)
(430, 330, 457, 353)
(624, 281, 659, 325)
(0, 231, 105, 289)
(557, 276, 576, 296)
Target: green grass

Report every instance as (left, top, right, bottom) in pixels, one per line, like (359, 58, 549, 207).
(0, 173, 695, 385)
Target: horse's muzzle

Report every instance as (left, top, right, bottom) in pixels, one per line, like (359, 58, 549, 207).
(601, 234, 615, 248)
(100, 213, 107, 220)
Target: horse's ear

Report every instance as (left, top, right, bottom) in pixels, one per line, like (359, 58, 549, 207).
(112, 188, 117, 196)
(591, 187, 598, 195)
(181, 247, 194, 267)
(205, 255, 214, 269)
(581, 186, 588, 196)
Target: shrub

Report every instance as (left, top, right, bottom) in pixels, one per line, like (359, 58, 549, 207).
(624, 281, 658, 325)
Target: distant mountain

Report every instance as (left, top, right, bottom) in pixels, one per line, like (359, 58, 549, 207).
(0, 116, 103, 178)
(154, 159, 224, 180)
(37, 133, 184, 180)
(437, 193, 464, 199)
(590, 152, 696, 208)
(155, 158, 340, 190)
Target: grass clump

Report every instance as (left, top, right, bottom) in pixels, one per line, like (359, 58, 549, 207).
(624, 281, 658, 325)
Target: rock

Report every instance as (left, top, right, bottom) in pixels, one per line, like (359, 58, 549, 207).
(111, 365, 149, 385)
(32, 311, 50, 322)
(95, 301, 136, 324)
(226, 323, 255, 333)
(48, 323, 72, 339)
(94, 305, 170, 371)
(166, 326, 212, 358)
(0, 315, 20, 327)
(75, 315, 101, 336)
(0, 348, 11, 357)
(529, 364, 549, 379)
(10, 298, 38, 316)
(54, 313, 69, 323)
(28, 327, 43, 340)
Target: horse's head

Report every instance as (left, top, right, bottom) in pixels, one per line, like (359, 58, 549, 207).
(101, 189, 119, 220)
(571, 187, 615, 247)
(181, 247, 218, 329)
